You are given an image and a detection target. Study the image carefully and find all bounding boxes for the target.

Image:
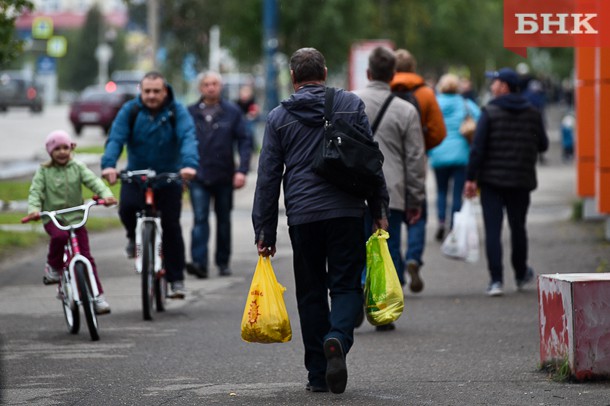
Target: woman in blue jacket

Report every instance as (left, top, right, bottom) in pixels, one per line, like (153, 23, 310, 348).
(429, 73, 480, 241)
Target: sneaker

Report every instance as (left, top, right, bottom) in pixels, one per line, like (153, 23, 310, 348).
(93, 295, 111, 315)
(486, 282, 504, 297)
(43, 263, 61, 284)
(125, 238, 135, 259)
(323, 337, 348, 394)
(186, 262, 208, 279)
(406, 261, 424, 293)
(375, 322, 396, 332)
(435, 225, 445, 242)
(218, 265, 232, 277)
(168, 281, 186, 299)
(516, 267, 535, 291)
(305, 382, 329, 393)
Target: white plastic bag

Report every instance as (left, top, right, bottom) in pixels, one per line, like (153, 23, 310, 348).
(441, 199, 479, 263)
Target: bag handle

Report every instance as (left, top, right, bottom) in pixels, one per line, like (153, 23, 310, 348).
(371, 94, 395, 134)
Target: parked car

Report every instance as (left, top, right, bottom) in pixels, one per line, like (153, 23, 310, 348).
(0, 71, 44, 113)
(68, 84, 136, 136)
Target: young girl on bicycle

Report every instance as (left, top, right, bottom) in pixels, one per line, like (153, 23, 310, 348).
(23, 130, 117, 314)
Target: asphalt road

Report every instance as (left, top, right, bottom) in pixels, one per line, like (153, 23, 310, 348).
(1, 104, 610, 405)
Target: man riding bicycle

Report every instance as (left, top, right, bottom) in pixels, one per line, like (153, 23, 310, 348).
(101, 71, 199, 299)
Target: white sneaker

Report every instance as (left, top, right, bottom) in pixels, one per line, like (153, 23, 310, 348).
(44, 264, 61, 284)
(168, 281, 186, 299)
(93, 295, 111, 314)
(486, 282, 504, 297)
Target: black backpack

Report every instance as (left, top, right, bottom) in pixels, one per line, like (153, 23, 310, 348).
(392, 83, 424, 119)
(310, 87, 388, 198)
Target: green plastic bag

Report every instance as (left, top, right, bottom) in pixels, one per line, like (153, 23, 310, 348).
(364, 229, 405, 326)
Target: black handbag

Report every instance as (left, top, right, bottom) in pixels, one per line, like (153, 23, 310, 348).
(311, 87, 391, 198)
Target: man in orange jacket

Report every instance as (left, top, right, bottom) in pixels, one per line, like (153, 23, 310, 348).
(390, 48, 447, 294)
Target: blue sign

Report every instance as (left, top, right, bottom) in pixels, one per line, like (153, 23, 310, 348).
(37, 56, 56, 74)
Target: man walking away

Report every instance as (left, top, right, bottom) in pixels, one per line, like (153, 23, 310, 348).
(252, 47, 389, 394)
(464, 67, 548, 296)
(354, 46, 426, 331)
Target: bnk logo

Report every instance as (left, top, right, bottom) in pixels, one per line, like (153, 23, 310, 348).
(515, 13, 598, 34)
(504, 0, 610, 57)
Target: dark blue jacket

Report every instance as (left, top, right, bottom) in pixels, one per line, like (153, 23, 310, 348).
(187, 98, 252, 185)
(467, 93, 549, 190)
(102, 85, 199, 173)
(252, 84, 389, 246)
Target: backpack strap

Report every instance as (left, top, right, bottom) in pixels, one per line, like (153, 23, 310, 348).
(324, 87, 335, 125)
(127, 102, 177, 141)
(371, 94, 395, 134)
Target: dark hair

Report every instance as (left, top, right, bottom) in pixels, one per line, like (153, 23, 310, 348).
(289, 48, 326, 83)
(141, 71, 166, 86)
(368, 47, 396, 82)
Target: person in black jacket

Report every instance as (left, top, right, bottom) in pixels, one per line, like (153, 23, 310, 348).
(186, 71, 253, 278)
(252, 47, 389, 394)
(465, 67, 549, 297)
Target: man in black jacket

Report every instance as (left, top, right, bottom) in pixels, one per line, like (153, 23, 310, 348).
(186, 71, 252, 278)
(252, 47, 389, 394)
(465, 67, 549, 297)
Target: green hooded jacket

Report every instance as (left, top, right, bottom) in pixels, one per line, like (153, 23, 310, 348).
(28, 159, 114, 225)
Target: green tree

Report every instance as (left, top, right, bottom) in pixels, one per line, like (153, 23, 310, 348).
(0, 0, 33, 67)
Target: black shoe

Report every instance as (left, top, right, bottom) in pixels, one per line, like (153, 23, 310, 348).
(375, 322, 396, 332)
(125, 238, 135, 259)
(305, 382, 329, 392)
(186, 262, 208, 279)
(324, 337, 347, 394)
(218, 265, 232, 277)
(435, 226, 445, 242)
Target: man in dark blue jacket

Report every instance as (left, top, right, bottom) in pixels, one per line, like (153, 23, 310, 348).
(102, 71, 199, 299)
(186, 71, 252, 278)
(252, 47, 389, 394)
(465, 67, 548, 297)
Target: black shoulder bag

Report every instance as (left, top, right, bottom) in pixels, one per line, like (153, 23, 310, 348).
(311, 87, 391, 198)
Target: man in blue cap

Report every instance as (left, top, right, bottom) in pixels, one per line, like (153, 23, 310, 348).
(464, 67, 549, 297)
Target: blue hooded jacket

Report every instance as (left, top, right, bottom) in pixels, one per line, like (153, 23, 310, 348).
(101, 85, 199, 173)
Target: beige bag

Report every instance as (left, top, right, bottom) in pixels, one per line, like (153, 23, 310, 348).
(459, 100, 476, 143)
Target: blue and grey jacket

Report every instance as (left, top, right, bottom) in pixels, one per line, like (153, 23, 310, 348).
(252, 84, 389, 246)
(187, 98, 252, 185)
(102, 85, 199, 174)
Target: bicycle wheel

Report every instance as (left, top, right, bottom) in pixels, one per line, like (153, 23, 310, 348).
(75, 261, 100, 341)
(142, 222, 155, 320)
(154, 269, 167, 312)
(61, 271, 80, 334)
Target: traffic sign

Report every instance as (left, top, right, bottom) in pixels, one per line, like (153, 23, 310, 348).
(47, 36, 67, 58)
(36, 56, 56, 74)
(32, 17, 53, 39)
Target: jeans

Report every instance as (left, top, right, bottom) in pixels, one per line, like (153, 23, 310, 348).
(189, 181, 233, 269)
(479, 185, 531, 284)
(44, 222, 103, 294)
(433, 165, 466, 228)
(119, 182, 185, 283)
(289, 217, 365, 388)
(405, 198, 428, 266)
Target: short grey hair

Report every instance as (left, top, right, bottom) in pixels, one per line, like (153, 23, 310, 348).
(197, 70, 223, 85)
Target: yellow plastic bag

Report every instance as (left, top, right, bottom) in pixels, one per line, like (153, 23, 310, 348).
(241, 256, 292, 343)
(364, 229, 405, 326)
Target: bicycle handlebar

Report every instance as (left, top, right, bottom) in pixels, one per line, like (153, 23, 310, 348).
(21, 198, 105, 230)
(119, 169, 181, 185)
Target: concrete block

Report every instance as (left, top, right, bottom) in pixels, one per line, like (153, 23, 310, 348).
(538, 273, 610, 380)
